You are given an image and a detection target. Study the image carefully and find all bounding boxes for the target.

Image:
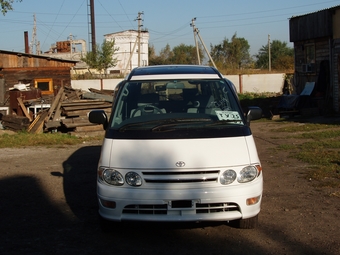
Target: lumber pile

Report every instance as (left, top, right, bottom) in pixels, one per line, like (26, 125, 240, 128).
(1, 115, 30, 131)
(2, 86, 113, 136)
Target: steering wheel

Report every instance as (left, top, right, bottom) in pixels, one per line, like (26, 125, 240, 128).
(131, 105, 163, 117)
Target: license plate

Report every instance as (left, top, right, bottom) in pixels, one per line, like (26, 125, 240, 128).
(171, 200, 192, 208)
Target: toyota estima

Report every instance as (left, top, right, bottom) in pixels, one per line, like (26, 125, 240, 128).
(89, 65, 263, 229)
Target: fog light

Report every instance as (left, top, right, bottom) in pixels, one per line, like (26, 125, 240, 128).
(100, 199, 116, 209)
(246, 195, 261, 205)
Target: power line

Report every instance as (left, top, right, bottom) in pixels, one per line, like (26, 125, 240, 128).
(41, 0, 65, 49)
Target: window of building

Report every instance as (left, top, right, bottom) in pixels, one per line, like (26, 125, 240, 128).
(303, 44, 315, 73)
(34, 78, 53, 95)
(305, 44, 315, 64)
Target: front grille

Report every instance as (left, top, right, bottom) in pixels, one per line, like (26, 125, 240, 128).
(123, 204, 167, 215)
(122, 202, 239, 215)
(142, 170, 219, 184)
(196, 202, 239, 214)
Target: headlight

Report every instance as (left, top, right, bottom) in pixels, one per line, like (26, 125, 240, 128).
(220, 169, 237, 185)
(238, 166, 258, 183)
(102, 169, 124, 186)
(125, 172, 142, 186)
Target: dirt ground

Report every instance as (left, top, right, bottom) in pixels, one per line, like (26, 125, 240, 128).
(0, 118, 339, 255)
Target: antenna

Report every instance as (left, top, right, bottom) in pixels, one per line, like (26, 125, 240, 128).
(30, 14, 39, 54)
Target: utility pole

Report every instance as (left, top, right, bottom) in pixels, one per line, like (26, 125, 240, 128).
(190, 18, 201, 65)
(88, 0, 96, 53)
(268, 34, 271, 72)
(68, 33, 73, 59)
(135, 12, 144, 67)
(190, 18, 217, 69)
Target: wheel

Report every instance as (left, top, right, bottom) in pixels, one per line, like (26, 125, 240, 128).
(229, 215, 258, 229)
(131, 105, 163, 117)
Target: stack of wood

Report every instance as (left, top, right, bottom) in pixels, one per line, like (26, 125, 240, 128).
(26, 86, 113, 136)
(1, 115, 30, 131)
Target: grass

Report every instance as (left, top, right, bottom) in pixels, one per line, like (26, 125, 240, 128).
(0, 132, 102, 148)
(273, 122, 340, 190)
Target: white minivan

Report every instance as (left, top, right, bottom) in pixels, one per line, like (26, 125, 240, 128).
(89, 65, 263, 229)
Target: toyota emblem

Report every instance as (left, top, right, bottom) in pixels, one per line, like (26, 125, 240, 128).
(175, 161, 185, 167)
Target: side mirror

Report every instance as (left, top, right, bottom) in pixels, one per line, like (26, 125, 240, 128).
(89, 110, 108, 130)
(246, 106, 262, 126)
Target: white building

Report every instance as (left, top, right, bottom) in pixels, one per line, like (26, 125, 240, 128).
(104, 30, 149, 75)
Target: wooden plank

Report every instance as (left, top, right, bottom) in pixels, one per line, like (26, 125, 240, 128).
(61, 117, 91, 124)
(62, 122, 98, 129)
(62, 104, 111, 111)
(75, 125, 103, 132)
(2, 121, 29, 131)
(17, 97, 32, 122)
(27, 114, 41, 132)
(29, 110, 49, 134)
(62, 109, 111, 117)
(61, 100, 106, 106)
(2, 115, 30, 125)
(88, 88, 114, 95)
(45, 121, 61, 129)
(82, 92, 113, 102)
(52, 92, 65, 121)
(47, 86, 64, 120)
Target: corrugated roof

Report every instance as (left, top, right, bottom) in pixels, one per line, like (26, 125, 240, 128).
(0, 49, 78, 63)
(290, 4, 340, 19)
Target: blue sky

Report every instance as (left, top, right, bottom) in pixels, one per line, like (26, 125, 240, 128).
(0, 0, 339, 56)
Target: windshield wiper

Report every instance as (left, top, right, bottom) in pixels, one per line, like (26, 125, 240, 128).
(118, 118, 213, 132)
(203, 119, 243, 127)
(151, 118, 212, 132)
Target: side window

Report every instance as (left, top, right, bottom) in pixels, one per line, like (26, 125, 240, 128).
(303, 44, 315, 73)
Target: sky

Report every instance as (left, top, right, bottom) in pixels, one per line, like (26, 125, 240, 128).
(0, 0, 339, 56)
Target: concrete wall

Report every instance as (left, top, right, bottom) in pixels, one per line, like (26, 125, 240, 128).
(71, 73, 285, 94)
(71, 79, 123, 91)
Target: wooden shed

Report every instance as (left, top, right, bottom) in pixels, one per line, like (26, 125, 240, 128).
(289, 5, 340, 113)
(0, 49, 77, 107)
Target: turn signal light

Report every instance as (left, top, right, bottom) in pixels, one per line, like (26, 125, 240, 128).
(246, 195, 261, 205)
(100, 199, 116, 209)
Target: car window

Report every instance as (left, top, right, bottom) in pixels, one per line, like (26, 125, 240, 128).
(110, 79, 244, 129)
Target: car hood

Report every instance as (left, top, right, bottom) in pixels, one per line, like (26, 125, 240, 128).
(100, 136, 259, 169)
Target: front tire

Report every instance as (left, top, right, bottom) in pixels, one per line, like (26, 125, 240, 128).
(229, 215, 258, 229)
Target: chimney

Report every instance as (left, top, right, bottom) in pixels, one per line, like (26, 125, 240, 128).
(24, 31, 29, 53)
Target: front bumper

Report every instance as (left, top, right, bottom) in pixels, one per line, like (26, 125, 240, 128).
(97, 176, 262, 222)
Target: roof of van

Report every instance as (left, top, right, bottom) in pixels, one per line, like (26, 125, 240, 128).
(127, 65, 223, 81)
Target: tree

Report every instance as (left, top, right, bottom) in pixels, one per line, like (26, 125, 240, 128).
(149, 43, 204, 65)
(171, 43, 203, 64)
(149, 45, 167, 65)
(210, 33, 252, 70)
(255, 40, 294, 70)
(159, 44, 173, 64)
(1, 0, 22, 15)
(82, 39, 119, 75)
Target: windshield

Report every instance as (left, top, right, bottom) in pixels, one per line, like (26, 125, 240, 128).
(110, 79, 245, 131)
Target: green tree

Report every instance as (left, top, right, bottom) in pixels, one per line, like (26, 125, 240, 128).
(210, 33, 252, 70)
(1, 0, 22, 15)
(149, 43, 203, 65)
(171, 43, 203, 64)
(159, 44, 173, 64)
(149, 45, 167, 65)
(82, 39, 118, 75)
(255, 40, 294, 70)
